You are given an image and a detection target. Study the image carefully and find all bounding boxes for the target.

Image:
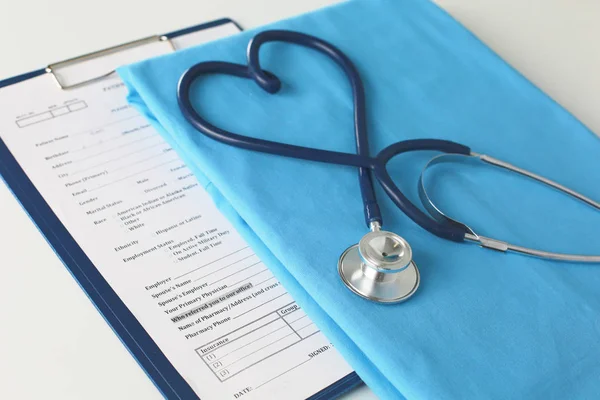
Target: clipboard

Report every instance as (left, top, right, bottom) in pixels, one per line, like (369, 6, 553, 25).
(0, 18, 362, 400)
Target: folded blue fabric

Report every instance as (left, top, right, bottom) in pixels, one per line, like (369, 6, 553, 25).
(118, 1, 600, 398)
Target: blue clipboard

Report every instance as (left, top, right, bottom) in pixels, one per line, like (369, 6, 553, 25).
(0, 18, 362, 400)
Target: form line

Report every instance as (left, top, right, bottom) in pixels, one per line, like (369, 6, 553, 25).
(87, 158, 179, 192)
(173, 247, 250, 280)
(71, 135, 158, 161)
(197, 314, 281, 355)
(225, 269, 270, 289)
(211, 324, 290, 362)
(69, 142, 165, 174)
(233, 293, 288, 319)
(281, 311, 302, 341)
(210, 335, 310, 382)
(109, 149, 172, 173)
(218, 332, 298, 370)
(69, 126, 153, 154)
(301, 331, 320, 341)
(71, 114, 142, 136)
(294, 322, 317, 333)
(207, 262, 263, 286)
(254, 359, 312, 390)
(286, 314, 308, 325)
(193, 254, 256, 282)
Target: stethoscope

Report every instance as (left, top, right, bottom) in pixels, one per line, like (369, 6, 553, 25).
(177, 30, 600, 304)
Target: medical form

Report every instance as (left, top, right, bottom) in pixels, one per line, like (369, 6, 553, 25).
(0, 25, 354, 400)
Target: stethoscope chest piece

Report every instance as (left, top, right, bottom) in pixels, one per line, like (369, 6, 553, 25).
(338, 230, 420, 303)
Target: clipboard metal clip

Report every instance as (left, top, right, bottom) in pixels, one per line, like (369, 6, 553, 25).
(46, 35, 175, 90)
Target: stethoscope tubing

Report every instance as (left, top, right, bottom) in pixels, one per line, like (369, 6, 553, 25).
(248, 30, 381, 227)
(177, 29, 600, 264)
(177, 30, 471, 242)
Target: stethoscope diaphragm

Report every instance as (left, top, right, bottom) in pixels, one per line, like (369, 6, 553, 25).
(338, 230, 420, 303)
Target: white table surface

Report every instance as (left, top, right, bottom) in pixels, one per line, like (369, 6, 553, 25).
(0, 1, 598, 399)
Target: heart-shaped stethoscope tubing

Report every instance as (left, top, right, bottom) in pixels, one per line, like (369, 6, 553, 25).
(177, 29, 600, 303)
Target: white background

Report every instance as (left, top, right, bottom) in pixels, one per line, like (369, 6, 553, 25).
(0, 1, 599, 399)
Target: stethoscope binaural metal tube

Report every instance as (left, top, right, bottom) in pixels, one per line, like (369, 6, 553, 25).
(419, 153, 600, 263)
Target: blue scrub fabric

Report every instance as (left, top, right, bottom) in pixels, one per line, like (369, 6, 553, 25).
(118, 1, 600, 398)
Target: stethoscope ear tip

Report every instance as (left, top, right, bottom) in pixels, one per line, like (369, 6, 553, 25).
(338, 230, 420, 303)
